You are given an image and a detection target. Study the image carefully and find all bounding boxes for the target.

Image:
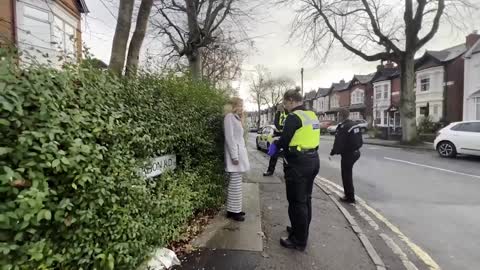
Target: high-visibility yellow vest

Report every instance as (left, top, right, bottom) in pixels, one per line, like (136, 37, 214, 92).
(289, 110, 320, 150)
(279, 112, 287, 128)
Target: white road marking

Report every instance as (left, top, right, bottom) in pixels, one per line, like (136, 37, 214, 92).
(317, 176, 441, 270)
(384, 157, 480, 180)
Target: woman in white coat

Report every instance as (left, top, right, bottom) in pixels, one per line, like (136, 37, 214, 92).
(224, 97, 250, 222)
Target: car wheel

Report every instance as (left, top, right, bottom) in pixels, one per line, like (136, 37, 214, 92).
(256, 138, 261, 150)
(437, 141, 457, 158)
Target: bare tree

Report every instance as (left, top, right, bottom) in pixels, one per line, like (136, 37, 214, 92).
(262, 76, 295, 108)
(201, 36, 244, 88)
(151, 0, 255, 79)
(249, 65, 270, 128)
(109, 0, 135, 76)
(282, 0, 473, 142)
(126, 0, 154, 77)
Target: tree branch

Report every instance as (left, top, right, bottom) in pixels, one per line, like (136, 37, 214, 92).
(359, 0, 401, 53)
(416, 0, 445, 50)
(308, 0, 394, 62)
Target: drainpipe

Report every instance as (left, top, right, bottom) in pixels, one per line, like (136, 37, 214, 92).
(442, 65, 448, 123)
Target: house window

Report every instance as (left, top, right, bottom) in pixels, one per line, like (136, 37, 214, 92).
(420, 77, 430, 92)
(383, 85, 389, 99)
(433, 105, 439, 116)
(351, 90, 365, 104)
(351, 112, 361, 120)
(394, 111, 401, 127)
(20, 5, 51, 49)
(476, 97, 480, 120)
(375, 110, 381, 125)
(420, 106, 429, 116)
(375, 84, 389, 101)
(331, 95, 339, 108)
(383, 111, 388, 125)
(53, 16, 76, 56)
(375, 86, 382, 100)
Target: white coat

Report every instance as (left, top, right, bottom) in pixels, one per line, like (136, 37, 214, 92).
(224, 113, 250, 173)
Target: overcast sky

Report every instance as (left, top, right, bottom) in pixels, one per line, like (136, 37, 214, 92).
(82, 0, 480, 110)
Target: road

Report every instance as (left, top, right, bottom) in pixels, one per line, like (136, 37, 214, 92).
(249, 133, 480, 270)
(316, 137, 480, 270)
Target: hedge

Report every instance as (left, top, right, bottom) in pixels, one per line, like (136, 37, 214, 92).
(0, 52, 227, 270)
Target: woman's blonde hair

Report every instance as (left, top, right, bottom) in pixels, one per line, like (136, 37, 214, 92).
(224, 97, 244, 116)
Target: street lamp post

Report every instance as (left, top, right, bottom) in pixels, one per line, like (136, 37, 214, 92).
(301, 67, 304, 95)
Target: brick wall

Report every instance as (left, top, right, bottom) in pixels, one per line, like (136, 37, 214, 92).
(0, 0, 14, 45)
(445, 57, 465, 122)
(391, 77, 401, 107)
(338, 90, 350, 107)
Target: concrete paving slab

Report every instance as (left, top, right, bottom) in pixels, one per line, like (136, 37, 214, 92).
(192, 183, 263, 252)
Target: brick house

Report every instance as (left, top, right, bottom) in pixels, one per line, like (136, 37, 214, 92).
(314, 87, 331, 119)
(0, 0, 88, 66)
(325, 80, 350, 121)
(304, 90, 317, 111)
(463, 32, 480, 121)
(414, 34, 480, 123)
(346, 74, 375, 123)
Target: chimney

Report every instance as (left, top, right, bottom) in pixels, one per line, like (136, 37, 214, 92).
(340, 79, 345, 84)
(384, 60, 394, 69)
(466, 30, 480, 49)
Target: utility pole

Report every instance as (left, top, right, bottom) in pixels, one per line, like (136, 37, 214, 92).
(301, 67, 304, 95)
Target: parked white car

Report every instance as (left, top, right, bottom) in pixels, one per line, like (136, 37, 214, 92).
(434, 121, 480, 157)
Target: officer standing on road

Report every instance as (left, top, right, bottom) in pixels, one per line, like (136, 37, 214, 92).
(330, 108, 363, 204)
(267, 89, 320, 251)
(263, 104, 287, 176)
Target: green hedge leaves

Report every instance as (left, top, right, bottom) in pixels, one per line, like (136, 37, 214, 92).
(0, 54, 226, 270)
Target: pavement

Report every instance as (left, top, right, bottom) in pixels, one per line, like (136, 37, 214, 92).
(175, 135, 414, 270)
(321, 134, 434, 151)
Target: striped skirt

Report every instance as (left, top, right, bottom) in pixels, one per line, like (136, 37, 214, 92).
(227, 172, 243, 213)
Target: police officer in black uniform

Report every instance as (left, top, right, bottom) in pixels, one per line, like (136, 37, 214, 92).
(330, 108, 363, 204)
(263, 104, 287, 176)
(268, 89, 320, 251)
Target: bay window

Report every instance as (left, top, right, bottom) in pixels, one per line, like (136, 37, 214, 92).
(351, 90, 365, 104)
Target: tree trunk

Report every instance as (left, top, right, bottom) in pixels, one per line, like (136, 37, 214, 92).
(125, 0, 154, 77)
(257, 104, 261, 128)
(399, 54, 418, 143)
(109, 0, 135, 76)
(188, 48, 202, 80)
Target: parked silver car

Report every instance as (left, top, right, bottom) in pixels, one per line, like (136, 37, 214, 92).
(327, 119, 368, 135)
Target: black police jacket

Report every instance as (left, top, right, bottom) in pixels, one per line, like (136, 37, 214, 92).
(330, 119, 363, 155)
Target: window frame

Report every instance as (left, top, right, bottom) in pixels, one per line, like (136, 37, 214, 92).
(19, 4, 52, 49)
(420, 77, 431, 92)
(351, 89, 365, 104)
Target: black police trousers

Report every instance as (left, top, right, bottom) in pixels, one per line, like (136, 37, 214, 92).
(341, 150, 361, 200)
(284, 151, 320, 246)
(267, 156, 278, 172)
